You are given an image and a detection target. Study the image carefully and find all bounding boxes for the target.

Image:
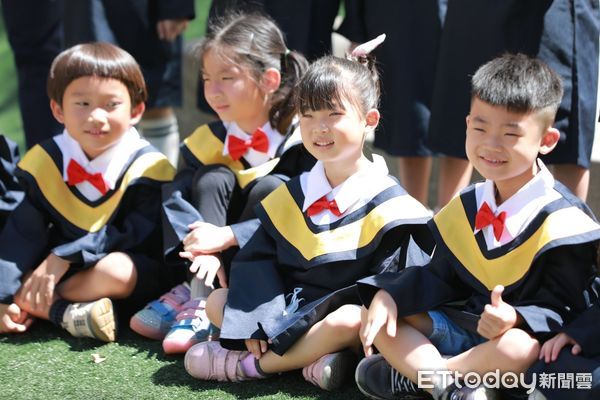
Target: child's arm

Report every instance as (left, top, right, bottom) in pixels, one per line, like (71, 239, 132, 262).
(0, 303, 33, 333)
(360, 289, 398, 356)
(477, 285, 520, 339)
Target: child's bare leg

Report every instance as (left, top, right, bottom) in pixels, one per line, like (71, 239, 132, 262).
(205, 288, 228, 327)
(447, 328, 540, 375)
(56, 252, 137, 302)
(258, 304, 362, 374)
(366, 308, 447, 389)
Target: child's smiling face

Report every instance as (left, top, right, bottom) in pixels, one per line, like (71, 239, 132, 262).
(51, 76, 144, 160)
(465, 97, 559, 201)
(299, 98, 379, 168)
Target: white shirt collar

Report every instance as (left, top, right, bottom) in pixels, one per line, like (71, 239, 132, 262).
(222, 121, 284, 166)
(301, 154, 393, 219)
(55, 127, 148, 199)
(474, 159, 561, 248)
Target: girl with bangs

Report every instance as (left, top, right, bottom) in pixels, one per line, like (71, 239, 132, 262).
(183, 35, 435, 391)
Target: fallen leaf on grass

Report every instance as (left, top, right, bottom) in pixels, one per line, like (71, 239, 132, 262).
(91, 353, 106, 363)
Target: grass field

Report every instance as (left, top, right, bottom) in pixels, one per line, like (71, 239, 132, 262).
(0, 320, 368, 400)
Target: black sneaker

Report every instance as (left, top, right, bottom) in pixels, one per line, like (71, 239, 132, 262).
(355, 354, 427, 400)
(440, 382, 500, 400)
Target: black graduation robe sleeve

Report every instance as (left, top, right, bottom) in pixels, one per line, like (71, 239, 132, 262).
(0, 196, 50, 303)
(357, 251, 471, 316)
(562, 303, 600, 357)
(0, 135, 23, 228)
(512, 244, 598, 335)
(161, 166, 203, 264)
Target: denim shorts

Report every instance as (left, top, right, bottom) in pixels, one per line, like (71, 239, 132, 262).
(427, 311, 487, 356)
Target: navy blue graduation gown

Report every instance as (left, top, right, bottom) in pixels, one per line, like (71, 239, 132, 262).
(219, 178, 435, 355)
(358, 182, 600, 337)
(0, 139, 175, 303)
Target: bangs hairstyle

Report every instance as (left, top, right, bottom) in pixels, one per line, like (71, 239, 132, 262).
(47, 42, 147, 107)
(197, 12, 307, 132)
(471, 53, 563, 123)
(297, 56, 380, 116)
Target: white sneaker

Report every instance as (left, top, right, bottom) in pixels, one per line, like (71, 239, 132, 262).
(61, 298, 116, 342)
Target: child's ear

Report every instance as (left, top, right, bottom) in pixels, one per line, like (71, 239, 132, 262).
(365, 109, 380, 129)
(130, 102, 146, 126)
(260, 68, 281, 94)
(50, 100, 65, 124)
(539, 127, 560, 155)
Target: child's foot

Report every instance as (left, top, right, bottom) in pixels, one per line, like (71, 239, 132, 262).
(355, 354, 424, 400)
(61, 298, 116, 342)
(129, 283, 190, 340)
(302, 351, 357, 391)
(162, 297, 219, 354)
(184, 341, 251, 382)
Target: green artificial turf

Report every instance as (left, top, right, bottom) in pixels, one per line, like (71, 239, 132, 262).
(0, 320, 367, 400)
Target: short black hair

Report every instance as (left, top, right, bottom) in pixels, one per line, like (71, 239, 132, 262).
(48, 42, 147, 107)
(471, 53, 563, 126)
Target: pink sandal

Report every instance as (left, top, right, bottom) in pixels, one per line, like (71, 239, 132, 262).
(184, 341, 249, 382)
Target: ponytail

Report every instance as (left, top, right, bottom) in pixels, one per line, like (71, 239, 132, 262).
(270, 49, 308, 133)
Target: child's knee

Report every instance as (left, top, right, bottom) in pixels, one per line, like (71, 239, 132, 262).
(206, 288, 228, 327)
(95, 252, 137, 294)
(497, 328, 540, 363)
(193, 165, 235, 195)
(324, 304, 362, 331)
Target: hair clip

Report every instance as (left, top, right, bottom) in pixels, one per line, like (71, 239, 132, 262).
(351, 34, 386, 57)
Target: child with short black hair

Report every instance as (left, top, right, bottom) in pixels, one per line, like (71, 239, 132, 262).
(0, 42, 178, 341)
(183, 35, 435, 391)
(355, 53, 600, 400)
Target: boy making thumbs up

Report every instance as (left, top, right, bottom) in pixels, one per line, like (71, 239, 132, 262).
(354, 54, 600, 400)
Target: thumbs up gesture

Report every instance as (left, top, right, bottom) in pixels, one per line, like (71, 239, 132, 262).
(477, 285, 518, 339)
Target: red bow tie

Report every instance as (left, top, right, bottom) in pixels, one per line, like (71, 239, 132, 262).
(475, 201, 506, 241)
(306, 196, 342, 217)
(227, 128, 269, 161)
(66, 159, 108, 195)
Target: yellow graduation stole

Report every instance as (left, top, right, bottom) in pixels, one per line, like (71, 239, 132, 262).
(18, 145, 175, 233)
(433, 194, 600, 290)
(183, 124, 280, 189)
(260, 183, 430, 262)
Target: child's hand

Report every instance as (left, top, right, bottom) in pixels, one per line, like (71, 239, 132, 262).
(182, 221, 237, 254)
(360, 289, 397, 356)
(185, 254, 228, 289)
(0, 303, 34, 333)
(15, 254, 69, 317)
(244, 338, 268, 359)
(539, 332, 582, 364)
(477, 285, 518, 339)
